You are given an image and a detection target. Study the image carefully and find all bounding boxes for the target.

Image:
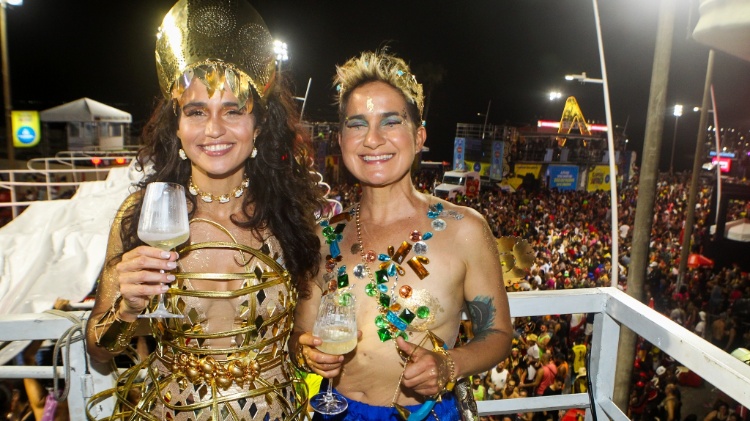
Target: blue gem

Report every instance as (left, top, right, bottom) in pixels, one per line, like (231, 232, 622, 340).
(330, 240, 341, 258)
(378, 253, 390, 262)
(423, 232, 433, 240)
(386, 311, 408, 331)
(378, 283, 388, 293)
(387, 262, 397, 277)
(337, 265, 347, 276)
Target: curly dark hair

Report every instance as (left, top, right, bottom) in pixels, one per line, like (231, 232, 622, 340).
(119, 75, 324, 296)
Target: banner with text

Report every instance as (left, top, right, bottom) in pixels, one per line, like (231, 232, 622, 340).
(548, 165, 578, 191)
(587, 165, 614, 192)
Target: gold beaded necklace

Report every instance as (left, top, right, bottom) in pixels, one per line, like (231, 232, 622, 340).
(188, 176, 249, 204)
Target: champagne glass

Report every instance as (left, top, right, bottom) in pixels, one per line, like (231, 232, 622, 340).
(137, 182, 190, 319)
(309, 292, 357, 415)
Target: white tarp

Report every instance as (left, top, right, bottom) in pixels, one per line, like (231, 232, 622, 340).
(0, 165, 142, 314)
(40, 97, 132, 123)
(0, 164, 143, 363)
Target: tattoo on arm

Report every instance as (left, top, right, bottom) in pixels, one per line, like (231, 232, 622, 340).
(467, 296, 500, 342)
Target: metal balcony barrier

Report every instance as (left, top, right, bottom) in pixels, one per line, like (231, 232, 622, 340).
(0, 150, 138, 219)
(1, 288, 749, 420)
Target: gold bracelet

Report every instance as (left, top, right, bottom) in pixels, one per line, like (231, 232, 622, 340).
(94, 297, 138, 353)
(291, 342, 313, 373)
(435, 347, 456, 392)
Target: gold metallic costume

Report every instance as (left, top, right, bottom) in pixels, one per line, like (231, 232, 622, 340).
(87, 219, 308, 420)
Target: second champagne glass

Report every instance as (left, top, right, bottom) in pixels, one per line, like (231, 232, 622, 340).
(309, 292, 357, 415)
(137, 182, 190, 319)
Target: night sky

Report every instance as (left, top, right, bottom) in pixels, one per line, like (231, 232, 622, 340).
(5, 0, 750, 171)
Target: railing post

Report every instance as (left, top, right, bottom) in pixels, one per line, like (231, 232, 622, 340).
(591, 306, 628, 420)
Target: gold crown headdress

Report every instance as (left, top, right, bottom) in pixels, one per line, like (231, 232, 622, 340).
(334, 51, 424, 121)
(155, 0, 276, 111)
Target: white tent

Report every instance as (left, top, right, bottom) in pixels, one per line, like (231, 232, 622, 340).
(40, 97, 132, 123)
(725, 218, 750, 242)
(40, 98, 132, 150)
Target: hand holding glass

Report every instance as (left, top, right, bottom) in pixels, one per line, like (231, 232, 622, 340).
(309, 292, 357, 415)
(137, 182, 190, 319)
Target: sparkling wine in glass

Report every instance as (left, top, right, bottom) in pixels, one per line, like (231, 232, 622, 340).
(137, 182, 190, 319)
(309, 292, 357, 415)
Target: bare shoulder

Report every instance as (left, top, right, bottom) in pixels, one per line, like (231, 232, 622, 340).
(432, 198, 492, 241)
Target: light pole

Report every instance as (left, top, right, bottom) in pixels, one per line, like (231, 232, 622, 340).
(273, 39, 288, 72)
(669, 104, 683, 175)
(562, 0, 619, 289)
(476, 100, 491, 139)
(1, 0, 21, 169)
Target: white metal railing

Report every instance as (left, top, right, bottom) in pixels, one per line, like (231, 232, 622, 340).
(0, 150, 137, 219)
(1, 288, 749, 421)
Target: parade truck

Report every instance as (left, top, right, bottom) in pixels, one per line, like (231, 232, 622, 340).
(433, 170, 480, 200)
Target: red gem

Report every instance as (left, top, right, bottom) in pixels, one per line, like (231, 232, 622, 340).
(410, 230, 421, 242)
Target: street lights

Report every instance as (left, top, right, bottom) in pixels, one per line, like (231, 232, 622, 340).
(564, 72, 603, 84)
(669, 104, 683, 175)
(549, 91, 562, 101)
(273, 39, 288, 72)
(1, 0, 21, 169)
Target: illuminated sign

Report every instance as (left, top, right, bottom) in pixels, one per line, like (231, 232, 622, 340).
(712, 157, 732, 173)
(12, 110, 41, 147)
(537, 120, 608, 132)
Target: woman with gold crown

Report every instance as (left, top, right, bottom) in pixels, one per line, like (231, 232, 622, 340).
(289, 50, 513, 421)
(84, 0, 323, 419)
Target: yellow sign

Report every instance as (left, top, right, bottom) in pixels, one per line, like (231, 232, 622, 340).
(12, 110, 41, 148)
(587, 165, 614, 192)
(463, 160, 491, 177)
(506, 163, 542, 190)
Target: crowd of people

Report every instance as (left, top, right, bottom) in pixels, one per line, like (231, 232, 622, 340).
(328, 168, 750, 421)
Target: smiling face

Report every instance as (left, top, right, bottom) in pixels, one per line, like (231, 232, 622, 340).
(339, 81, 425, 187)
(176, 80, 257, 182)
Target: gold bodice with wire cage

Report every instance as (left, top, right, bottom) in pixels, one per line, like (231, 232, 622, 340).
(86, 219, 308, 421)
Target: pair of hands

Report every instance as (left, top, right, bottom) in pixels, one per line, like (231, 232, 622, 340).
(296, 332, 451, 397)
(115, 246, 179, 319)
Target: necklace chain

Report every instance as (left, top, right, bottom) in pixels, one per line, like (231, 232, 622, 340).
(188, 176, 249, 204)
(355, 203, 377, 295)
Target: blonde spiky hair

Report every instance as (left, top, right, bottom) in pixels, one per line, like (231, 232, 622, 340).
(334, 50, 424, 124)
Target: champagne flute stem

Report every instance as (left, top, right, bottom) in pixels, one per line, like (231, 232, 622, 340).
(325, 380, 334, 401)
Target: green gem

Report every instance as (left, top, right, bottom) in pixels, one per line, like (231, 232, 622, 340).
(398, 331, 409, 340)
(379, 293, 391, 308)
(365, 283, 377, 297)
(337, 273, 349, 289)
(337, 292, 352, 306)
(416, 306, 430, 319)
(399, 308, 416, 324)
(375, 315, 387, 328)
(378, 328, 393, 341)
(375, 269, 389, 284)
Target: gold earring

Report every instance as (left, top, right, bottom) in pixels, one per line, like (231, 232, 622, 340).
(179, 148, 188, 161)
(251, 147, 258, 158)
